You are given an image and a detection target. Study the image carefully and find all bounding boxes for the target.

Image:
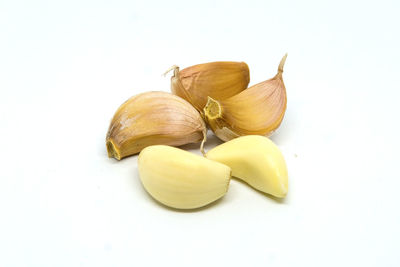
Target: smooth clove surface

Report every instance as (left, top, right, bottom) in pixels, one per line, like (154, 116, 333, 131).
(138, 145, 231, 209)
(206, 135, 288, 198)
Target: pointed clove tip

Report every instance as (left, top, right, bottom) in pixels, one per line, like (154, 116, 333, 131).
(278, 53, 288, 73)
(163, 65, 179, 77)
(200, 128, 207, 157)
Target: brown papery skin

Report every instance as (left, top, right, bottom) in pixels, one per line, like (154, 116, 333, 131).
(204, 55, 287, 142)
(106, 91, 206, 160)
(170, 62, 250, 114)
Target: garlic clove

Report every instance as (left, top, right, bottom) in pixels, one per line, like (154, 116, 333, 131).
(168, 61, 250, 114)
(204, 54, 287, 141)
(106, 91, 207, 160)
(206, 135, 288, 198)
(138, 145, 231, 209)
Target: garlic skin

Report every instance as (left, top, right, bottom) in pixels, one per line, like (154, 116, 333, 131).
(206, 135, 288, 198)
(138, 145, 231, 209)
(204, 54, 287, 141)
(106, 91, 206, 160)
(169, 61, 250, 114)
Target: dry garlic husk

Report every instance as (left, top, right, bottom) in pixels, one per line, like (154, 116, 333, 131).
(204, 54, 288, 141)
(168, 61, 250, 114)
(106, 91, 206, 160)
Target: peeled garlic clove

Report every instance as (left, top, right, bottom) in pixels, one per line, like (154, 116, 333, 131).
(204, 54, 288, 141)
(168, 61, 250, 113)
(138, 145, 231, 209)
(106, 91, 206, 160)
(206, 135, 288, 198)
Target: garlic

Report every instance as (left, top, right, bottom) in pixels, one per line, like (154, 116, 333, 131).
(138, 145, 231, 209)
(106, 91, 206, 160)
(167, 61, 250, 114)
(204, 54, 288, 141)
(206, 135, 288, 198)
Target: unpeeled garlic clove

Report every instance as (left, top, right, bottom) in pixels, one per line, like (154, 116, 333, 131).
(106, 91, 206, 160)
(204, 54, 288, 141)
(138, 145, 231, 209)
(167, 61, 250, 114)
(206, 135, 288, 198)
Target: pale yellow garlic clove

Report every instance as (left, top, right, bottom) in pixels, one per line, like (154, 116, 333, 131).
(167, 61, 250, 114)
(206, 135, 288, 198)
(204, 54, 288, 141)
(106, 91, 206, 160)
(138, 145, 231, 209)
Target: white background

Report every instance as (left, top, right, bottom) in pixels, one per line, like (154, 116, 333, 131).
(1, 0, 399, 266)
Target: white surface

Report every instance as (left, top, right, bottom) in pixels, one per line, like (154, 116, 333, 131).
(1, 0, 400, 266)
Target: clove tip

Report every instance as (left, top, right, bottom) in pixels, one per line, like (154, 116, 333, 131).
(163, 65, 180, 77)
(278, 53, 288, 73)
